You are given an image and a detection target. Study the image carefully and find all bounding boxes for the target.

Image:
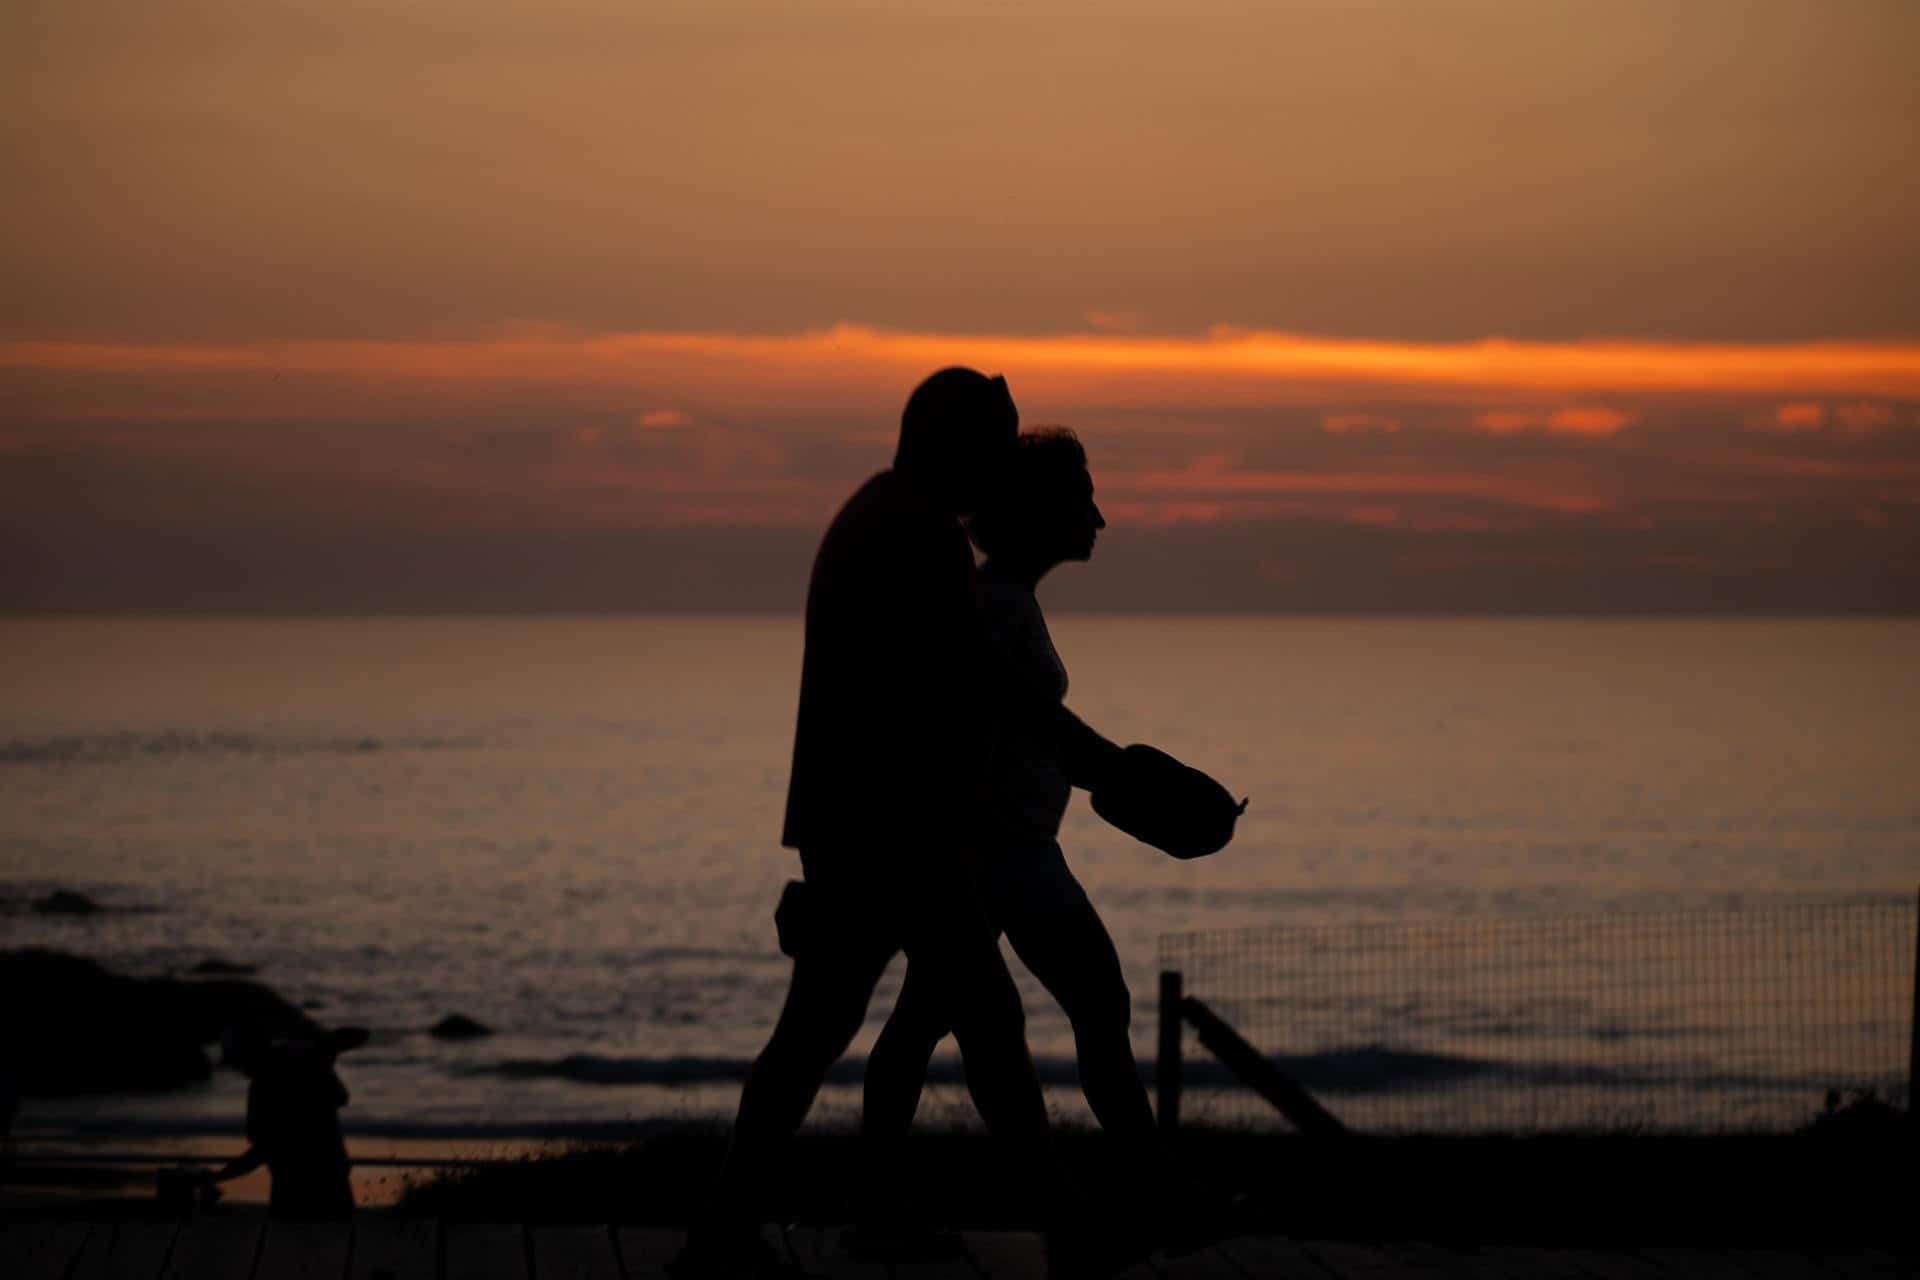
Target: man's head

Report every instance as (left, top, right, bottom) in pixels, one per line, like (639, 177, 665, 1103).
(969, 427, 1105, 571)
(895, 367, 1019, 516)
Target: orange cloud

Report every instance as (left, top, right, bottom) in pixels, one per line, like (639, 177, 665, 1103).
(1471, 406, 1634, 435)
(5, 325, 1919, 427)
(1546, 407, 1633, 435)
(1773, 402, 1826, 430)
(1473, 410, 1540, 433)
(1113, 456, 1611, 514)
(1083, 309, 1148, 333)
(1757, 400, 1903, 435)
(7, 325, 1916, 540)
(1751, 457, 1920, 481)
(1100, 499, 1237, 526)
(1833, 402, 1896, 432)
(1320, 411, 1401, 434)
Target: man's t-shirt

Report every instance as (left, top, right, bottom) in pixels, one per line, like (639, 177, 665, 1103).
(781, 470, 991, 855)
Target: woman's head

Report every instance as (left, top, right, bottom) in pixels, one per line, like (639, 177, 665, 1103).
(969, 427, 1105, 571)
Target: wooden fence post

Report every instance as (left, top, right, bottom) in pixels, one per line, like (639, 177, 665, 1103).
(1909, 885, 1918, 1113)
(1183, 996, 1348, 1137)
(1158, 970, 1183, 1132)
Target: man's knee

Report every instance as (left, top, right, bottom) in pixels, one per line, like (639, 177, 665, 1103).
(762, 1008, 854, 1073)
(764, 960, 887, 1072)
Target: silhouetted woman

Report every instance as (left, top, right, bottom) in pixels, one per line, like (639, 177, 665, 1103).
(856, 429, 1221, 1253)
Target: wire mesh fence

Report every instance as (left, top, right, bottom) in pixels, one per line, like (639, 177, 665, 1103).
(1157, 898, 1916, 1135)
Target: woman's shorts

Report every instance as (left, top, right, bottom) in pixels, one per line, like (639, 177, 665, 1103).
(977, 840, 1092, 934)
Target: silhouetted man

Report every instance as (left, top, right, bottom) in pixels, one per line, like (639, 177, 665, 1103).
(672, 369, 1127, 1279)
(200, 1023, 367, 1218)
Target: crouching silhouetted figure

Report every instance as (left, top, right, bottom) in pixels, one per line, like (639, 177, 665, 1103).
(202, 1023, 368, 1217)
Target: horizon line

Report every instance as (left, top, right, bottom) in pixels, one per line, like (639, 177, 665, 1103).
(4, 608, 1916, 622)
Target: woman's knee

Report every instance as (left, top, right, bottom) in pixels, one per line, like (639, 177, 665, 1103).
(875, 1000, 951, 1060)
(946, 970, 1027, 1046)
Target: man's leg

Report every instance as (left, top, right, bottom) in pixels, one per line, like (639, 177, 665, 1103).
(846, 962, 966, 1257)
(896, 876, 1079, 1222)
(706, 906, 895, 1232)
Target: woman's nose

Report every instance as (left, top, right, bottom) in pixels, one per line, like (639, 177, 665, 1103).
(1093, 504, 1107, 529)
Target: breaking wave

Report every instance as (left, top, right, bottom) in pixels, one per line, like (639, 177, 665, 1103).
(466, 1044, 1852, 1096)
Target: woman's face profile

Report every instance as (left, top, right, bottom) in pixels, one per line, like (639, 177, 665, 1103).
(1043, 466, 1105, 564)
(973, 439, 1104, 571)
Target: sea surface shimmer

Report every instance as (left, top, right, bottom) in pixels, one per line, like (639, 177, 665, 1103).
(3, 616, 1915, 1137)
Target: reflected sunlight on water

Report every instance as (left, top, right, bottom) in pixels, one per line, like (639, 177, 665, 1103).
(3, 616, 1916, 1136)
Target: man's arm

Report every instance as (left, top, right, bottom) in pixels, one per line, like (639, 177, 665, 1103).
(888, 501, 1120, 798)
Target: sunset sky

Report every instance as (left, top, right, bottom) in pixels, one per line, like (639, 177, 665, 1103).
(4, 0, 1916, 611)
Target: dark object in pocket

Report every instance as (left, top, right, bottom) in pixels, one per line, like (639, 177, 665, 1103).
(774, 879, 815, 957)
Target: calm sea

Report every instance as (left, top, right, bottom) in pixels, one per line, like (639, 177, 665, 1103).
(3, 616, 1916, 1141)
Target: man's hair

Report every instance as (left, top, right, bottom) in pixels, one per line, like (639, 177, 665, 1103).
(895, 367, 1018, 475)
(968, 427, 1088, 560)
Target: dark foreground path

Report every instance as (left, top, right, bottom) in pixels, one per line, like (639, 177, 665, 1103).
(4, 1218, 1912, 1280)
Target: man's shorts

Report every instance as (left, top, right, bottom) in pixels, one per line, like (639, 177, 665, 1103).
(775, 846, 996, 960)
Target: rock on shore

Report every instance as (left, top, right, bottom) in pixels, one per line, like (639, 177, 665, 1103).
(189, 957, 258, 977)
(31, 889, 104, 915)
(1, 949, 322, 1096)
(430, 1013, 494, 1040)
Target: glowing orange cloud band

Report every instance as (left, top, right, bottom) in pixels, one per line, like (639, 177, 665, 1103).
(5, 325, 1919, 423)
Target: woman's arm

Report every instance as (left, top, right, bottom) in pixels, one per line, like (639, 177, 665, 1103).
(1051, 702, 1124, 789)
(972, 629, 1120, 787)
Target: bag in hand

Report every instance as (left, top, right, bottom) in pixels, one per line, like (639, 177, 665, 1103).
(1091, 744, 1247, 860)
